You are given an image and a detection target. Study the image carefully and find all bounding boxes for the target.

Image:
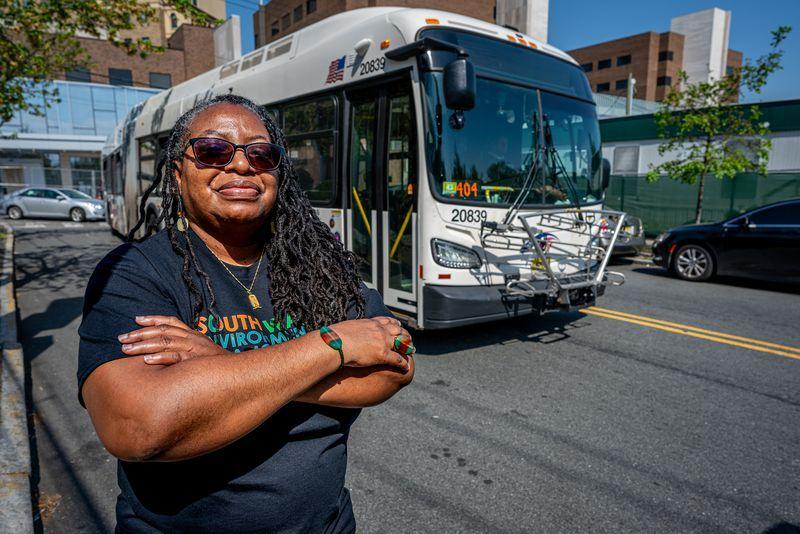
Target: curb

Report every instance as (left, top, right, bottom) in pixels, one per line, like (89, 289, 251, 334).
(0, 223, 33, 533)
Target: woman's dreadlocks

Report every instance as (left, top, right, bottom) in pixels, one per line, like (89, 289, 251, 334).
(128, 94, 365, 329)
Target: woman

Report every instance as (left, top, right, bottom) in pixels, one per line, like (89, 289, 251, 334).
(78, 94, 415, 533)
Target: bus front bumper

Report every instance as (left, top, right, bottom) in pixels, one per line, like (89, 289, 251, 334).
(422, 282, 606, 330)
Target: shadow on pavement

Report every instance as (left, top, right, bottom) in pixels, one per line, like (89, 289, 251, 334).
(20, 297, 84, 361)
(763, 523, 800, 534)
(415, 311, 589, 356)
(14, 229, 116, 292)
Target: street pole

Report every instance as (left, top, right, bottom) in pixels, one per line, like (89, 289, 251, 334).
(625, 72, 636, 116)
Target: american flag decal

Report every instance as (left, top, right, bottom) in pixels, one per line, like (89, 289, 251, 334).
(325, 56, 346, 84)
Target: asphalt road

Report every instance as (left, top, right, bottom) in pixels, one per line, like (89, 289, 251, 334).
(11, 219, 800, 533)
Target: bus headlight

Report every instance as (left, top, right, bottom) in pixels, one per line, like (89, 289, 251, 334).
(431, 239, 482, 269)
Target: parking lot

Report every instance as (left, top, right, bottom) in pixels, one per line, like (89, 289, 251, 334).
(10, 219, 800, 532)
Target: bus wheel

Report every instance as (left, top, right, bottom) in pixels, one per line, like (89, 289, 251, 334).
(70, 207, 86, 222)
(7, 206, 22, 220)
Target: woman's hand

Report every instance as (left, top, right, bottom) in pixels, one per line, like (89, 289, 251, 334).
(121, 315, 414, 373)
(327, 316, 414, 371)
(118, 315, 229, 365)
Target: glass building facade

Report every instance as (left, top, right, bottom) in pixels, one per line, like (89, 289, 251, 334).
(1, 80, 158, 137)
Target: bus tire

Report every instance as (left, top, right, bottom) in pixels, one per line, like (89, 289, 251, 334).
(7, 206, 23, 220)
(70, 207, 86, 222)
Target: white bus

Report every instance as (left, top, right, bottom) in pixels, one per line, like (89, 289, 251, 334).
(102, 7, 626, 329)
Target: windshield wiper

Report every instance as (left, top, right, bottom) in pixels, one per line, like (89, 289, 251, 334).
(542, 117, 582, 211)
(500, 90, 544, 227)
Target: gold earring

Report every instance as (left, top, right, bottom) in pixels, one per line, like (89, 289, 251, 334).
(177, 210, 188, 232)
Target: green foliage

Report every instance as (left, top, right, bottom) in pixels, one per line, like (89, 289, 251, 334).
(0, 0, 220, 125)
(646, 26, 791, 223)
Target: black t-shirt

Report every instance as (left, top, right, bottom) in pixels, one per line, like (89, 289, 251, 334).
(78, 229, 389, 533)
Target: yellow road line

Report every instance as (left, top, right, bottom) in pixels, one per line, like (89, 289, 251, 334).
(582, 308, 800, 361)
(589, 306, 800, 354)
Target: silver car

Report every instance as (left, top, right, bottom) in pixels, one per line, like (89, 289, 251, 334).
(1, 187, 105, 222)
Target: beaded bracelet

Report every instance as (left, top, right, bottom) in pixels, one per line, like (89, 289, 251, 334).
(319, 326, 344, 369)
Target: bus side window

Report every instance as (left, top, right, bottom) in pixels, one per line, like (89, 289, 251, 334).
(265, 107, 280, 126)
(113, 153, 123, 195)
(103, 157, 113, 196)
(138, 138, 157, 194)
(282, 97, 337, 205)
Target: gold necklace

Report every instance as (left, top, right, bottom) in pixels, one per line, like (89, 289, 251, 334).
(208, 242, 267, 310)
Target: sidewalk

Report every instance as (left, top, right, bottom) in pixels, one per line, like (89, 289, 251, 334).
(0, 223, 33, 533)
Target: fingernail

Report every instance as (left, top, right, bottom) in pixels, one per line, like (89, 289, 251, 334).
(143, 355, 155, 362)
(122, 344, 132, 350)
(118, 333, 129, 341)
(135, 316, 145, 321)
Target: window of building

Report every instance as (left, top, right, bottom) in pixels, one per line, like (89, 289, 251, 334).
(282, 97, 337, 204)
(281, 14, 290, 30)
(271, 21, 279, 36)
(598, 58, 611, 69)
(657, 76, 672, 86)
(616, 79, 628, 90)
(581, 62, 593, 72)
(596, 82, 610, 92)
(613, 146, 639, 175)
(617, 54, 631, 66)
(149, 72, 172, 89)
(658, 50, 674, 62)
(43, 152, 62, 186)
(293, 5, 303, 23)
(124, 38, 132, 45)
(726, 66, 735, 76)
(306, 0, 316, 14)
(70, 156, 100, 196)
(65, 67, 91, 83)
(108, 68, 133, 87)
(170, 13, 178, 29)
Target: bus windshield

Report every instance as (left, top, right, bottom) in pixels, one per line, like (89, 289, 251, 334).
(422, 74, 603, 208)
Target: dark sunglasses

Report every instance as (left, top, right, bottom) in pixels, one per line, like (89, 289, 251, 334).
(187, 137, 284, 171)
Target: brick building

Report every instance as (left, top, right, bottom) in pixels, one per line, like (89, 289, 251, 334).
(59, 0, 228, 90)
(568, 7, 743, 102)
(118, 0, 227, 47)
(569, 32, 686, 102)
(253, 0, 497, 48)
(61, 24, 217, 90)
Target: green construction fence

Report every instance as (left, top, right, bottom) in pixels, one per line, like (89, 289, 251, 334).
(604, 172, 800, 236)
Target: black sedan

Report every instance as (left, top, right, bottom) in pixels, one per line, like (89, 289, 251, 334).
(652, 198, 800, 283)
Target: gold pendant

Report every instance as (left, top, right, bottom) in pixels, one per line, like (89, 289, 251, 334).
(248, 292, 261, 310)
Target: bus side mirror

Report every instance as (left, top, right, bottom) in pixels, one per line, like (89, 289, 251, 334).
(602, 158, 611, 189)
(443, 56, 475, 111)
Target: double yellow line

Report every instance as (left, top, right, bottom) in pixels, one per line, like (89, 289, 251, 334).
(583, 307, 800, 361)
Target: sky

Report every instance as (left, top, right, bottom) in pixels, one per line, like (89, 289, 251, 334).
(225, 0, 800, 103)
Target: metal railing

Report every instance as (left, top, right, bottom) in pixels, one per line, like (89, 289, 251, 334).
(481, 208, 627, 310)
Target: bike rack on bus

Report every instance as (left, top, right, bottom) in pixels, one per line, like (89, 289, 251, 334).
(480, 208, 628, 310)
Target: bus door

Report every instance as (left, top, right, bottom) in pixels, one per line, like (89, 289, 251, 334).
(346, 83, 417, 317)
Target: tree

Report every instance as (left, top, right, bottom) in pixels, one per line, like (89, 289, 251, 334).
(645, 27, 791, 224)
(0, 0, 220, 125)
